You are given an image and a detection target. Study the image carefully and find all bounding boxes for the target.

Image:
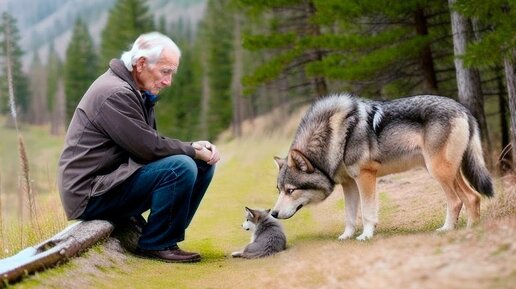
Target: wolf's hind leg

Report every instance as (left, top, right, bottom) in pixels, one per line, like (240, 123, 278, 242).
(231, 251, 243, 258)
(454, 172, 481, 227)
(426, 156, 463, 232)
(355, 169, 378, 241)
(339, 181, 360, 240)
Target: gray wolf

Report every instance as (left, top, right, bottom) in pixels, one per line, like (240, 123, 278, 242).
(232, 207, 287, 258)
(271, 94, 493, 240)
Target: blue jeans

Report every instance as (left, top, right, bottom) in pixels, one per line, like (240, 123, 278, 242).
(80, 155, 215, 250)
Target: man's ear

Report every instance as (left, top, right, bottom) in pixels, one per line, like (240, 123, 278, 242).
(287, 149, 314, 173)
(273, 156, 286, 170)
(135, 57, 146, 72)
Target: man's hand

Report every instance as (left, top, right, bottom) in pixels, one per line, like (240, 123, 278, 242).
(192, 141, 220, 165)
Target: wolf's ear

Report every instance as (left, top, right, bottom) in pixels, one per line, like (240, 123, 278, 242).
(288, 149, 314, 173)
(245, 207, 255, 218)
(273, 156, 286, 170)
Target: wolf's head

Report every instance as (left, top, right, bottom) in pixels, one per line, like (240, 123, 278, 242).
(241, 207, 271, 231)
(271, 149, 335, 219)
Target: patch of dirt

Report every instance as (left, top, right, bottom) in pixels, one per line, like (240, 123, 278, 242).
(248, 169, 516, 289)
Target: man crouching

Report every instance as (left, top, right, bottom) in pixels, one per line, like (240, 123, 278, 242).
(58, 32, 220, 263)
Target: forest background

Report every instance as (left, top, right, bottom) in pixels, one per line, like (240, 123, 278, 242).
(0, 0, 515, 261)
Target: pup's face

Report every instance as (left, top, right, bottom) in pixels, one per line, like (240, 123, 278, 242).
(271, 150, 334, 219)
(241, 207, 269, 231)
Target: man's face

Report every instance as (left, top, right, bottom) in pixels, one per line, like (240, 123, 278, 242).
(135, 48, 179, 95)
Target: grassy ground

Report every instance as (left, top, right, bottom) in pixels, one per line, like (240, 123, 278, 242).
(11, 129, 516, 289)
(2, 109, 516, 289)
(0, 118, 67, 257)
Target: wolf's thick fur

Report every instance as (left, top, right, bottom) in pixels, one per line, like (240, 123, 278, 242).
(271, 94, 493, 240)
(232, 207, 286, 258)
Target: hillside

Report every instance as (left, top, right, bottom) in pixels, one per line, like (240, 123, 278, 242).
(0, 0, 206, 69)
(8, 106, 516, 289)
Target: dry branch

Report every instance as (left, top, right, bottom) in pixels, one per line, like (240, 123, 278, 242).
(0, 220, 114, 287)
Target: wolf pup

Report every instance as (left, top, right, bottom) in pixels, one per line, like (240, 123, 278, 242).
(271, 94, 493, 241)
(232, 207, 286, 259)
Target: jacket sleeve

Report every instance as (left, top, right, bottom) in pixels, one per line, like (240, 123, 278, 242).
(94, 90, 196, 163)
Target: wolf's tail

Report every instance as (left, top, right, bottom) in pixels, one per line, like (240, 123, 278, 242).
(462, 118, 494, 197)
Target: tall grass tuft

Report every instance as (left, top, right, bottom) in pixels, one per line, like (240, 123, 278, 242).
(3, 13, 42, 245)
(18, 135, 42, 238)
(0, 174, 3, 249)
(485, 171, 516, 220)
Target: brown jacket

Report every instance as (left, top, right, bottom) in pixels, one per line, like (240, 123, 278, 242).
(58, 59, 196, 220)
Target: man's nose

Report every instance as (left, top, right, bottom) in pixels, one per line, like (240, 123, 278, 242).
(162, 76, 172, 86)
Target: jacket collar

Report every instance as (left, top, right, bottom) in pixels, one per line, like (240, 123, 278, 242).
(109, 59, 140, 93)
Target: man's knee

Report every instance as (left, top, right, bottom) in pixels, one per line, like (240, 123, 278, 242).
(162, 155, 198, 181)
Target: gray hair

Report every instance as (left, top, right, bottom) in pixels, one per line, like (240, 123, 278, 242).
(120, 32, 181, 71)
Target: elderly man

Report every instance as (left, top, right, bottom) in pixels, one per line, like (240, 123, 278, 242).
(58, 32, 219, 263)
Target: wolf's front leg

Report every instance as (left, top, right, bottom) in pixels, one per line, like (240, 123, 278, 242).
(355, 169, 378, 241)
(339, 181, 360, 240)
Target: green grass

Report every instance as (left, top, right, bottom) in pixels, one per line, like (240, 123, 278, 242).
(0, 117, 67, 258)
(4, 116, 513, 289)
(9, 132, 341, 288)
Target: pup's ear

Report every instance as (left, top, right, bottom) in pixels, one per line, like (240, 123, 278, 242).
(273, 156, 286, 170)
(245, 207, 255, 218)
(265, 209, 271, 214)
(288, 149, 314, 173)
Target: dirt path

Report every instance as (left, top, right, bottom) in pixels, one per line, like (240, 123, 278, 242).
(246, 169, 516, 289)
(199, 168, 515, 289)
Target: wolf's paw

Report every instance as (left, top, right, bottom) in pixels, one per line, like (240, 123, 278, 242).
(436, 226, 453, 233)
(231, 251, 242, 258)
(356, 230, 374, 241)
(338, 229, 356, 240)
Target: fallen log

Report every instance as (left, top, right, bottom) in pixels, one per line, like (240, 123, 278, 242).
(0, 220, 114, 287)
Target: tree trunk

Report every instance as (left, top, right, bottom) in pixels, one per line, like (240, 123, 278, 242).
(504, 52, 516, 170)
(449, 0, 492, 163)
(200, 47, 211, 140)
(307, 1, 328, 98)
(231, 12, 244, 138)
(414, 7, 438, 93)
(28, 59, 48, 125)
(50, 79, 66, 135)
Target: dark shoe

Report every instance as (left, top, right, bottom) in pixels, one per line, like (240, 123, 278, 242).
(167, 245, 201, 259)
(136, 247, 201, 263)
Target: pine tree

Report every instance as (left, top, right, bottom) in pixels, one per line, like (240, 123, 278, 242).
(196, 0, 234, 139)
(238, 0, 456, 99)
(99, 0, 154, 70)
(47, 44, 65, 135)
(453, 0, 515, 69)
(307, 0, 455, 97)
(47, 44, 61, 115)
(0, 12, 31, 118)
(64, 18, 98, 123)
(28, 52, 47, 124)
(449, 0, 490, 155)
(453, 0, 516, 168)
(239, 0, 328, 99)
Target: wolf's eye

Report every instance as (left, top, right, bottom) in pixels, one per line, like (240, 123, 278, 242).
(285, 189, 295, 195)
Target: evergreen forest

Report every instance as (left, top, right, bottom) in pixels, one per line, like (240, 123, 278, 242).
(0, 0, 515, 170)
